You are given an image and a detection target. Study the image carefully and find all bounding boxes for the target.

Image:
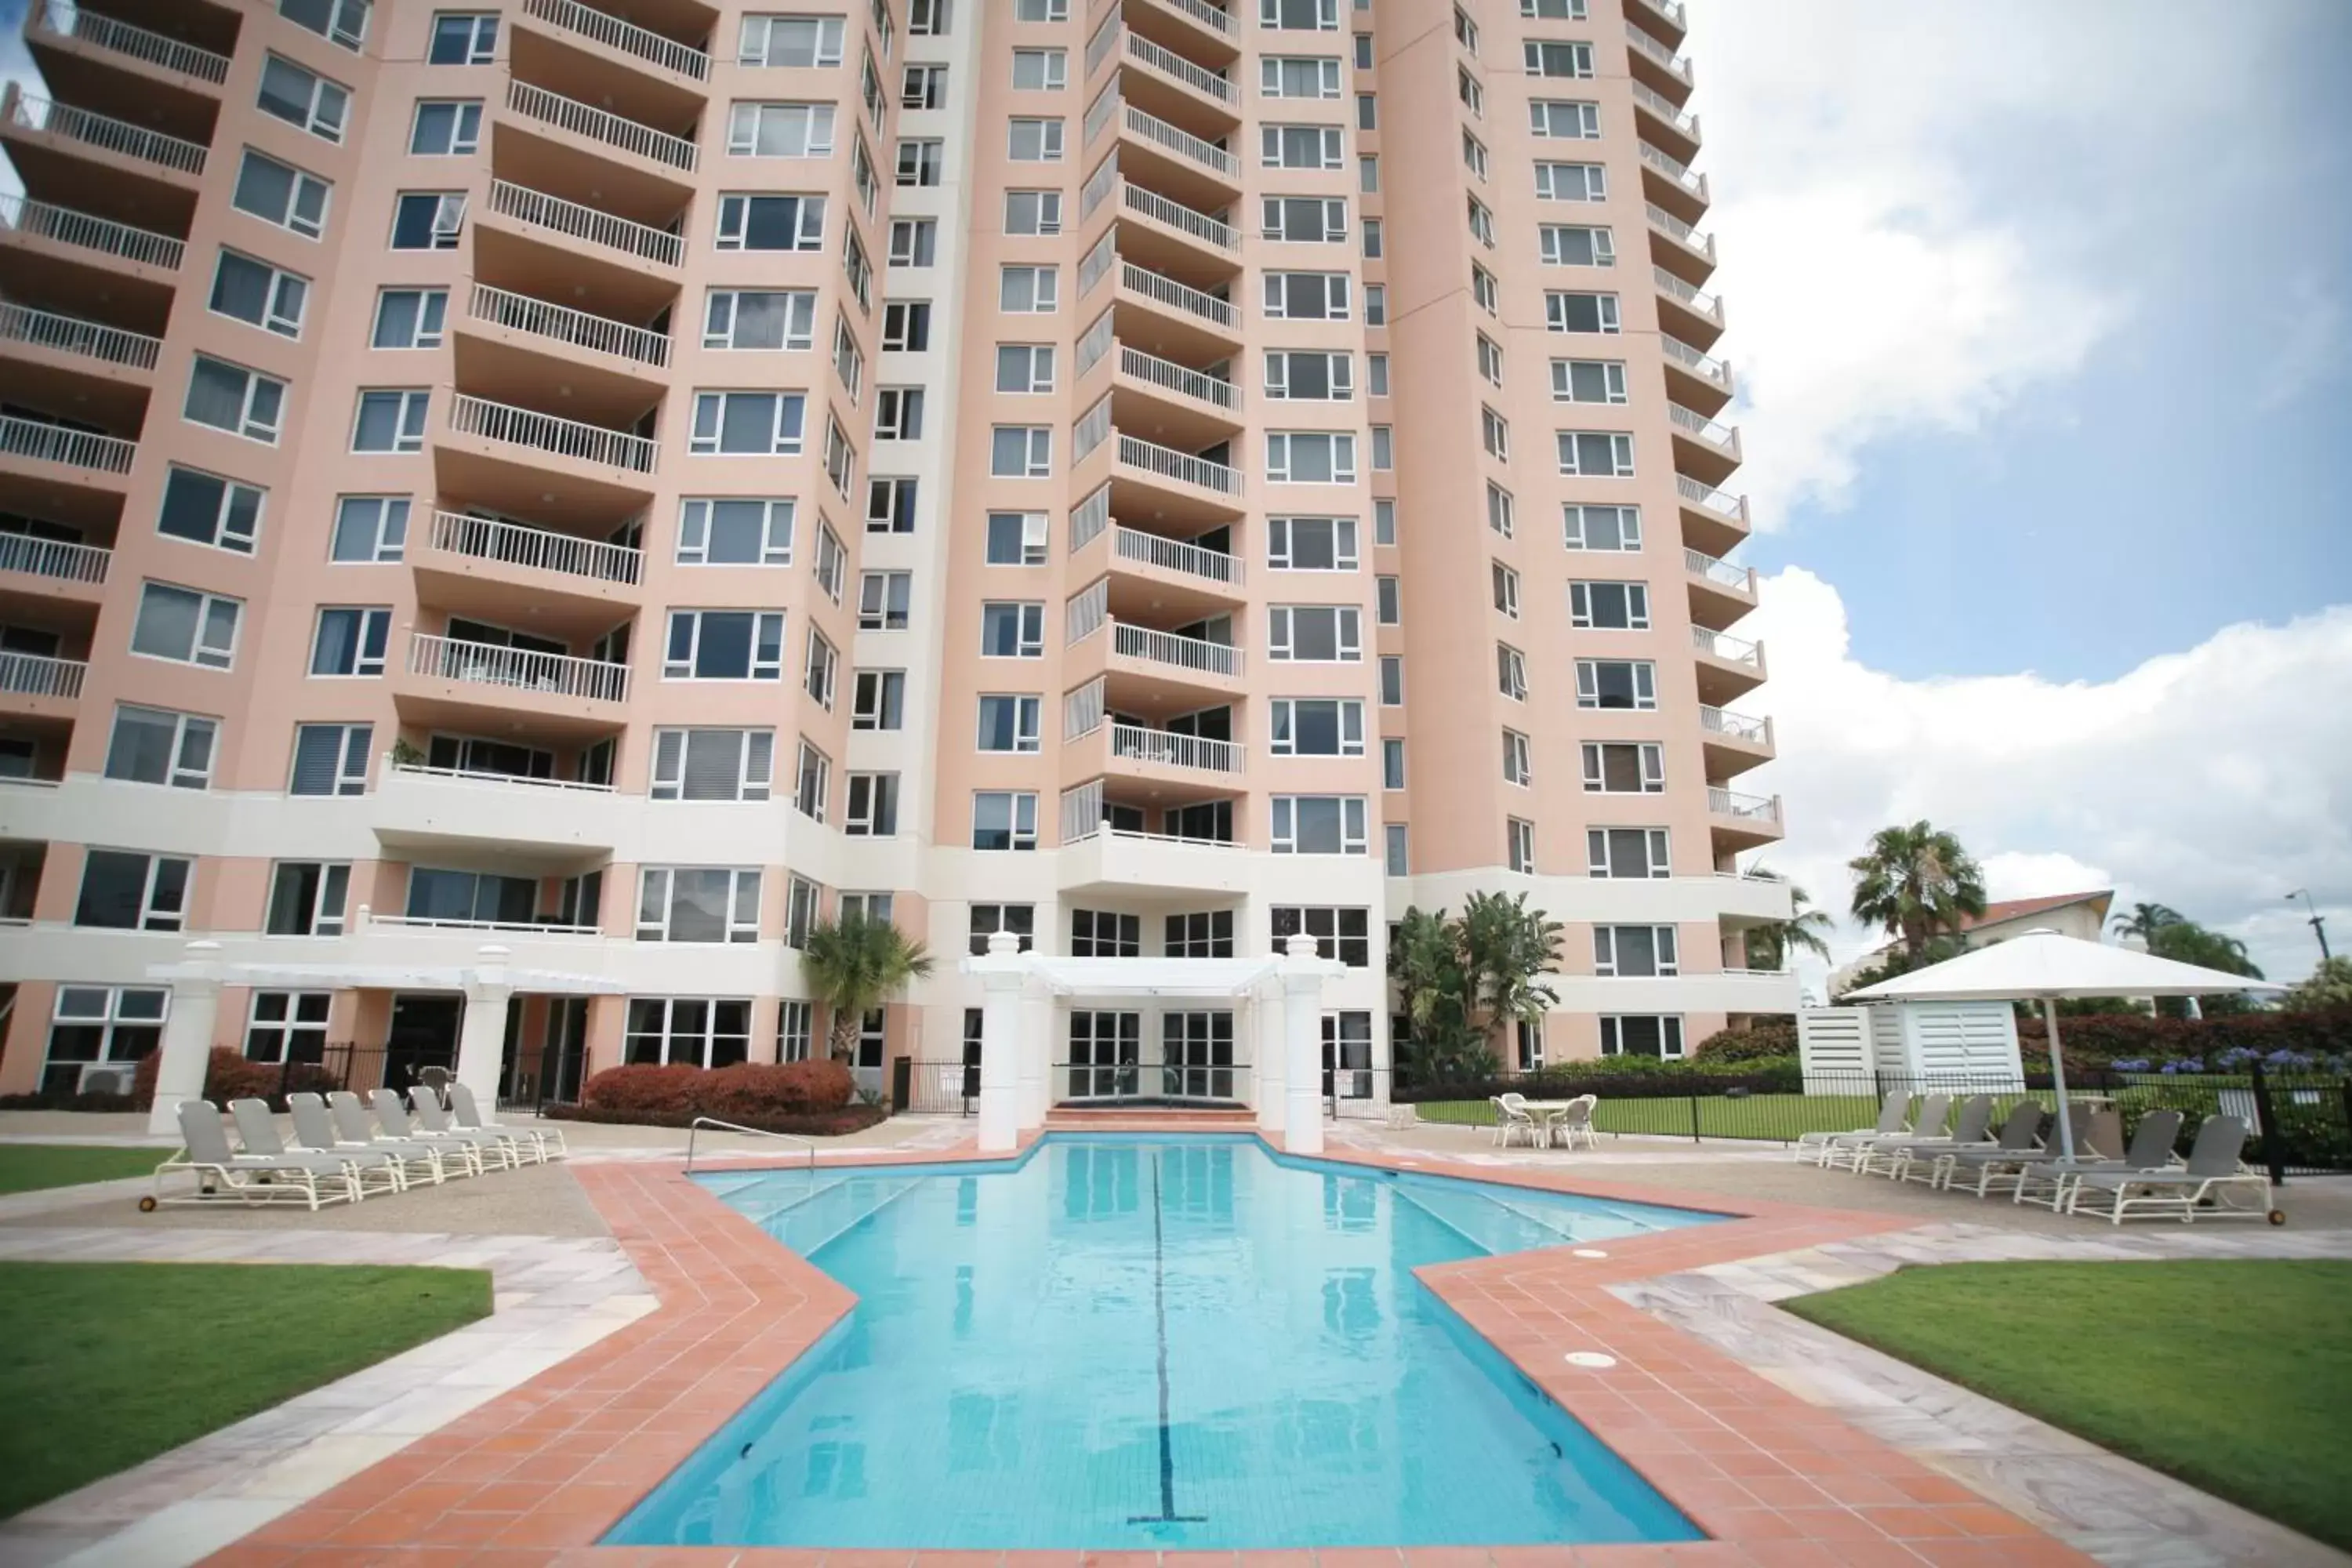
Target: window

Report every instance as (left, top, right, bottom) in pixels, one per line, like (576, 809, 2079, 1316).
(1497, 642, 1527, 700)
(1005, 191, 1064, 236)
(1374, 498, 1396, 545)
(832, 316, 866, 397)
(815, 523, 847, 600)
(310, 607, 390, 677)
(245, 991, 331, 1063)
(889, 216, 937, 264)
(882, 300, 932, 350)
(1570, 580, 1651, 630)
(1452, 2, 1479, 49)
(429, 12, 499, 63)
(321, 497, 404, 564)
(651, 728, 773, 801)
(996, 345, 1056, 394)
(1269, 604, 1360, 662)
(637, 868, 761, 943)
(1269, 697, 1364, 757)
(853, 669, 906, 729)
(1014, 0, 1068, 17)
(1577, 658, 1657, 709)
(1375, 575, 1400, 623)
(1167, 910, 1235, 958)
(740, 13, 845, 66)
(389, 192, 466, 250)
(1602, 1014, 1685, 1058)
(105, 706, 216, 789)
(1007, 118, 1064, 162)
(1508, 818, 1537, 874)
(853, 134, 880, 212)
(232, 150, 330, 239)
(1461, 129, 1488, 179)
(1470, 334, 1506, 388)
(979, 601, 1046, 657)
(663, 609, 786, 680)
(184, 358, 284, 445)
(1000, 264, 1060, 312)
(716, 193, 826, 251)
(1534, 162, 1606, 202)
(1384, 822, 1408, 874)
(76, 849, 189, 931)
(1541, 223, 1617, 267)
(1558, 430, 1636, 477)
(969, 902, 1036, 955)
(991, 426, 1052, 477)
(902, 64, 948, 110)
(1266, 515, 1359, 570)
(1467, 196, 1495, 248)
(1553, 359, 1630, 405)
(1261, 125, 1343, 171)
(1359, 92, 1378, 130)
(1264, 350, 1352, 401)
(1522, 0, 1588, 14)
(209, 250, 308, 341)
(132, 582, 239, 669)
(1471, 264, 1499, 315)
(1359, 154, 1379, 192)
(691, 391, 807, 455)
(1481, 405, 1509, 459)
(1272, 906, 1370, 967)
(1381, 738, 1405, 789)
(861, 49, 887, 125)
(40, 985, 167, 1094)
(267, 861, 349, 935)
(1589, 827, 1671, 880)
(858, 569, 913, 630)
(987, 511, 1050, 565)
(867, 477, 918, 534)
(258, 54, 349, 141)
(972, 791, 1039, 851)
(350, 390, 429, 453)
(1354, 31, 1373, 67)
(896, 138, 943, 184)
(677, 498, 794, 566)
(876, 387, 925, 438)
(827, 419, 858, 501)
(1011, 48, 1066, 89)
(804, 627, 839, 705)
(1547, 291, 1621, 333)
(1524, 40, 1595, 77)
(1265, 271, 1349, 321)
(1272, 795, 1367, 855)
(1491, 561, 1519, 618)
(1365, 284, 1388, 326)
(1502, 728, 1532, 786)
(289, 722, 370, 796)
(157, 467, 263, 555)
(1563, 503, 1642, 552)
(405, 866, 536, 925)
(408, 98, 481, 156)
(1379, 655, 1403, 706)
(703, 290, 817, 351)
(838, 891, 893, 926)
(1530, 99, 1601, 140)
(845, 771, 899, 836)
(1072, 909, 1141, 957)
(370, 288, 446, 349)
(1261, 56, 1341, 98)
(625, 998, 753, 1067)
(728, 102, 837, 157)
(1595, 925, 1679, 978)
(777, 1000, 815, 1062)
(1261, 0, 1338, 27)
(1265, 432, 1356, 484)
(794, 740, 831, 818)
(1485, 482, 1515, 539)
(1367, 353, 1389, 395)
(1582, 740, 1664, 793)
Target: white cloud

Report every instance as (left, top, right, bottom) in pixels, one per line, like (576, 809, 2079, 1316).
(1742, 568, 2352, 993)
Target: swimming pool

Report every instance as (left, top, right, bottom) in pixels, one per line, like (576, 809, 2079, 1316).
(609, 1135, 1715, 1550)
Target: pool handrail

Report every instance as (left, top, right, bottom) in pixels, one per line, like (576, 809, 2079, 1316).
(684, 1116, 818, 1174)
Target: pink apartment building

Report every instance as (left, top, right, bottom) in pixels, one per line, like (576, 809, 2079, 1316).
(0, 0, 1791, 1121)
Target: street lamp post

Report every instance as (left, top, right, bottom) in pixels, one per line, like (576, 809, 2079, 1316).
(2286, 890, 2332, 963)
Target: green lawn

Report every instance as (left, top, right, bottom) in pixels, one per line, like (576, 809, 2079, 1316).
(1783, 1260, 2352, 1551)
(1415, 1092, 1893, 1141)
(0, 1144, 171, 1196)
(0, 1261, 492, 1518)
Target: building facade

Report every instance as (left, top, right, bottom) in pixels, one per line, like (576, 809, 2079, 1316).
(0, 0, 1793, 1110)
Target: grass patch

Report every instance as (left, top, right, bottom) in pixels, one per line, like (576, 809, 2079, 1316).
(1782, 1260, 2352, 1551)
(1414, 1093, 1895, 1141)
(0, 1144, 170, 1196)
(0, 1261, 492, 1518)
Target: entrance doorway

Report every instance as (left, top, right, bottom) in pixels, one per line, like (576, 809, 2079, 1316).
(385, 993, 461, 1093)
(535, 996, 589, 1106)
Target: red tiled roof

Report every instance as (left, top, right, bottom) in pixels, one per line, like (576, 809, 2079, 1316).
(1960, 889, 2114, 931)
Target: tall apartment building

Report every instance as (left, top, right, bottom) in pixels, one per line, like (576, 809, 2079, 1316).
(0, 0, 1793, 1114)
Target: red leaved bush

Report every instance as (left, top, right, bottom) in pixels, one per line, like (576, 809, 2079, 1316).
(129, 1047, 339, 1112)
(578, 1058, 856, 1127)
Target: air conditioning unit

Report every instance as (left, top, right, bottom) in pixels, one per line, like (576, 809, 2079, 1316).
(78, 1063, 136, 1096)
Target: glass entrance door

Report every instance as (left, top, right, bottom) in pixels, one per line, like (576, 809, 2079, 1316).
(1161, 1011, 1235, 1101)
(1067, 1010, 1140, 1098)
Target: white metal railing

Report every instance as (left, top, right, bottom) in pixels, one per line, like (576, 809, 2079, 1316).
(1692, 626, 1761, 666)
(1066, 578, 1109, 644)
(1123, 183, 1236, 250)
(1114, 620, 1241, 677)
(1071, 483, 1112, 553)
(1124, 104, 1236, 178)
(0, 413, 134, 473)
(1116, 525, 1240, 585)
(0, 649, 86, 699)
(0, 531, 110, 583)
(448, 393, 658, 474)
(1085, 87, 1122, 147)
(1629, 0, 1686, 30)
(1653, 266, 1724, 324)
(1082, 154, 1122, 216)
(1065, 675, 1106, 739)
(387, 757, 619, 793)
(1079, 231, 1118, 296)
(1639, 141, 1707, 199)
(1121, 344, 1236, 409)
(1708, 786, 1780, 824)
(469, 281, 669, 367)
(1699, 706, 1770, 746)
(1645, 202, 1715, 261)
(1076, 310, 1116, 376)
(505, 78, 696, 171)
(1624, 23, 1693, 85)
(34, 2, 231, 83)
(1121, 261, 1236, 328)
(0, 300, 160, 368)
(1630, 82, 1699, 140)
(1074, 394, 1114, 461)
(0, 193, 182, 270)
(372, 913, 601, 935)
(1677, 474, 1749, 524)
(485, 180, 683, 267)
(1118, 432, 1240, 494)
(1111, 722, 1243, 774)
(1151, 0, 1235, 37)
(1061, 780, 1105, 845)
(1661, 334, 1730, 387)
(1669, 401, 1740, 454)
(1086, 13, 1123, 75)
(407, 632, 631, 703)
(1128, 33, 1233, 103)
(7, 92, 205, 174)
(1684, 547, 1754, 594)
(430, 510, 644, 584)
(522, 0, 709, 80)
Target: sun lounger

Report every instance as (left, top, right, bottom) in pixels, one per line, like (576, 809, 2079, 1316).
(448, 1082, 567, 1160)
(144, 1099, 358, 1211)
(1929, 1101, 2049, 1193)
(1880, 1095, 1998, 1184)
(1964, 1102, 2109, 1200)
(326, 1091, 458, 1181)
(2012, 1109, 2183, 1211)
(1795, 1089, 1907, 1167)
(230, 1096, 401, 1200)
(1846, 1094, 1954, 1176)
(292, 1092, 439, 1187)
(409, 1087, 524, 1169)
(370, 1088, 490, 1176)
(2070, 1115, 2273, 1225)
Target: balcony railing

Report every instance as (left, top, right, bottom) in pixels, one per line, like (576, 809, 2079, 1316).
(407, 632, 631, 704)
(1110, 721, 1243, 775)
(1122, 103, 1237, 178)
(1121, 182, 1237, 250)
(1628, 0, 1687, 35)
(1699, 706, 1770, 746)
(448, 393, 659, 474)
(1684, 547, 1755, 595)
(1117, 432, 1239, 494)
(1120, 343, 1237, 409)
(1646, 202, 1715, 263)
(430, 510, 644, 585)
(1630, 82, 1699, 141)
(1113, 619, 1242, 677)
(1653, 266, 1724, 326)
(1624, 23, 1693, 86)
(0, 193, 182, 270)
(1669, 401, 1741, 456)
(370, 913, 602, 936)
(0, 530, 110, 583)
(387, 757, 619, 793)
(487, 180, 684, 267)
(467, 281, 670, 368)
(1708, 786, 1780, 825)
(1692, 626, 1760, 667)
(1639, 141, 1708, 201)
(0, 412, 134, 473)
(1119, 260, 1236, 329)
(1114, 524, 1240, 586)
(5, 91, 205, 175)
(0, 649, 87, 699)
(1141, 0, 1235, 38)
(1661, 335, 1730, 390)
(521, 0, 710, 81)
(505, 78, 696, 172)
(1127, 32, 1234, 103)
(32, 2, 232, 84)
(0, 299, 161, 369)
(1676, 475, 1749, 526)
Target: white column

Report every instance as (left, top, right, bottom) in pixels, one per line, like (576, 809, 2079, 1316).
(454, 946, 514, 1110)
(1254, 985, 1286, 1134)
(1018, 991, 1051, 1128)
(978, 931, 1024, 1152)
(1282, 934, 1327, 1155)
(145, 942, 222, 1136)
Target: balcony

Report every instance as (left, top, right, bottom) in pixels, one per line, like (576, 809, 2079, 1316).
(1708, 786, 1784, 851)
(27, 2, 232, 89)
(517, 0, 710, 84)
(464, 281, 670, 372)
(1071, 511, 1243, 597)
(1058, 779, 1247, 895)
(1630, 82, 1700, 165)
(1624, 23, 1693, 104)
(1112, 0, 1240, 67)
(1084, 158, 1239, 284)
(1660, 334, 1732, 415)
(1105, 29, 1239, 130)
(0, 412, 134, 484)
(1078, 409, 1243, 528)
(1646, 201, 1715, 285)
(1684, 546, 1756, 630)
(413, 510, 644, 630)
(0, 528, 110, 608)
(1624, 0, 1688, 53)
(1691, 625, 1766, 705)
(1668, 401, 1741, 486)
(1067, 579, 1245, 701)
(1065, 683, 1246, 796)
(0, 298, 160, 379)
(2, 88, 205, 180)
(375, 757, 621, 857)
(1699, 705, 1773, 777)
(444, 392, 658, 480)
(1090, 94, 1240, 209)
(1653, 265, 1724, 349)
(1079, 321, 1240, 452)
(1083, 241, 1240, 361)
(1638, 142, 1708, 225)
(482, 179, 684, 271)
(0, 648, 86, 716)
(502, 78, 697, 176)
(0, 193, 181, 285)
(1675, 474, 1751, 557)
(399, 632, 631, 729)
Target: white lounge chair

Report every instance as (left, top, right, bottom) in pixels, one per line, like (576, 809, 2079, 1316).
(291, 1091, 438, 1187)
(1882, 1095, 1997, 1184)
(326, 1091, 457, 1182)
(2070, 1115, 2273, 1225)
(1847, 1094, 1954, 1176)
(1931, 1101, 2051, 1194)
(230, 1097, 401, 1200)
(144, 1099, 357, 1211)
(2013, 1109, 2182, 1212)
(371, 1089, 490, 1175)
(408, 1087, 522, 1171)
(1494, 1093, 1544, 1149)
(1796, 1090, 1908, 1167)
(448, 1081, 566, 1161)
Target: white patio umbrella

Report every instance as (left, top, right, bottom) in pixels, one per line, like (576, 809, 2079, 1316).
(1844, 927, 2284, 1161)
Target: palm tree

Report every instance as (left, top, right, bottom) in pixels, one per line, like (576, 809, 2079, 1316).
(2111, 902, 2185, 942)
(799, 913, 935, 1064)
(1744, 871, 1835, 970)
(1848, 820, 1987, 956)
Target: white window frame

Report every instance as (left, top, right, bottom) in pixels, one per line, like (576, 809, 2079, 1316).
(726, 100, 837, 158)
(1491, 560, 1520, 619)
(1557, 430, 1638, 477)
(105, 705, 216, 790)
(975, 694, 1043, 753)
(1588, 826, 1672, 880)
(714, 193, 826, 252)
(1269, 696, 1365, 757)
(210, 249, 309, 339)
(1260, 56, 1342, 99)
(370, 286, 446, 349)
(995, 344, 1057, 395)
(1497, 642, 1527, 701)
(635, 866, 763, 944)
(1541, 223, 1617, 267)
(979, 601, 1047, 658)
(650, 728, 775, 802)
(131, 581, 241, 670)
(232, 149, 330, 240)
(852, 668, 906, 730)
(1011, 47, 1067, 90)
(267, 861, 350, 935)
(310, 606, 391, 677)
(805, 627, 839, 706)
(1267, 604, 1362, 662)
(1000, 264, 1060, 312)
(1534, 161, 1607, 202)
(972, 790, 1040, 851)
(185, 356, 285, 444)
(990, 426, 1054, 478)
(1600, 1014, 1686, 1059)
(1530, 99, 1602, 140)
(1508, 818, 1537, 875)
(795, 739, 831, 818)
(1270, 795, 1368, 855)
(1004, 191, 1064, 236)
(677, 498, 794, 566)
(408, 98, 483, 156)
(1263, 350, 1354, 401)
(1502, 728, 1533, 786)
(1264, 271, 1350, 321)
(74, 849, 190, 931)
(1265, 515, 1359, 571)
(875, 385, 925, 438)
(1523, 39, 1595, 78)
(858, 568, 913, 630)
(1564, 503, 1643, 552)
(739, 13, 847, 67)
(350, 389, 429, 453)
(703, 289, 818, 351)
(662, 608, 786, 681)
(1553, 359, 1630, 404)
(289, 721, 371, 796)
(1265, 431, 1358, 485)
(1007, 117, 1065, 162)
(1595, 924, 1680, 978)
(1581, 740, 1667, 794)
(986, 511, 1051, 565)
(845, 771, 899, 836)
(258, 53, 350, 141)
(1545, 291, 1623, 333)
(158, 466, 264, 555)
(1569, 580, 1652, 630)
(1575, 658, 1659, 710)
(690, 391, 808, 456)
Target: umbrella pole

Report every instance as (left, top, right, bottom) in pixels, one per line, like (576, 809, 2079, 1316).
(2042, 996, 2076, 1163)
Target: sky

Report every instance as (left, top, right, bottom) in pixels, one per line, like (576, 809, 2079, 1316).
(1683, 0, 2352, 993)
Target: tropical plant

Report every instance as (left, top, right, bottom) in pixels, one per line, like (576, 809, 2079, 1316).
(798, 914, 935, 1064)
(1388, 895, 1563, 1083)
(2111, 902, 2185, 943)
(2146, 920, 2264, 1017)
(1847, 821, 1987, 956)
(2285, 956, 2352, 1014)
(1743, 870, 1835, 970)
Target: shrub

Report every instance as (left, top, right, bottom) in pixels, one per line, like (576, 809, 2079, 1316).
(2019, 1007, 2352, 1070)
(1693, 1020, 1797, 1065)
(1396, 1054, 1803, 1104)
(118, 1047, 338, 1114)
(575, 1057, 858, 1131)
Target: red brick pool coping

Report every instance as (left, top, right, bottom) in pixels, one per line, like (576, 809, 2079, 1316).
(202, 1129, 2096, 1568)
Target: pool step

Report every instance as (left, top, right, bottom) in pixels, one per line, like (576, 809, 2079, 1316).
(1047, 1105, 1257, 1127)
(762, 1172, 929, 1257)
(1388, 1180, 1592, 1258)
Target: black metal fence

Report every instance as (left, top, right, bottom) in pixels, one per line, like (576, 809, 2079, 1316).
(895, 1057, 978, 1116)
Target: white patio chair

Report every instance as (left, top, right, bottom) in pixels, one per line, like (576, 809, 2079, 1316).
(1495, 1092, 1544, 1149)
(1548, 1094, 1599, 1152)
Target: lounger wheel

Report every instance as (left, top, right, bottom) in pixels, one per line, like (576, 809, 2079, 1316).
(137, 1195, 157, 1213)
(2270, 1208, 2286, 1225)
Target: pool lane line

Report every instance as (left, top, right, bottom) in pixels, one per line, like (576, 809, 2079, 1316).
(1128, 1150, 1206, 1527)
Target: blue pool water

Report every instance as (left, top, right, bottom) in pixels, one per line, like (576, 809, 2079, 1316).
(608, 1135, 1715, 1549)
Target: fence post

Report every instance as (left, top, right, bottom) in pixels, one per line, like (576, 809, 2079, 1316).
(1688, 1094, 1701, 1143)
(2248, 1061, 2288, 1189)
